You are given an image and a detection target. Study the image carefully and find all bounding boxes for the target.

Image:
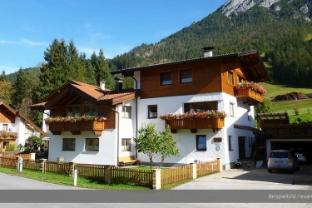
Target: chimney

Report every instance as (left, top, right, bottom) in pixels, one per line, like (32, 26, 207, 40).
(203, 47, 215, 57)
(100, 80, 106, 90)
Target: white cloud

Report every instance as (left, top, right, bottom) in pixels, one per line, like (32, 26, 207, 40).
(0, 38, 48, 47)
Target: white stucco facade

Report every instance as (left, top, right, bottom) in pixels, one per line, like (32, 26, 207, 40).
(47, 100, 137, 165)
(136, 92, 255, 169)
(0, 117, 40, 147)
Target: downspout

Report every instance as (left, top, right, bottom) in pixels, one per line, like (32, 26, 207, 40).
(130, 76, 139, 158)
(112, 108, 120, 166)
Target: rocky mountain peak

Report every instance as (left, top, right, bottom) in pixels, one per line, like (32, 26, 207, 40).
(222, 0, 281, 16)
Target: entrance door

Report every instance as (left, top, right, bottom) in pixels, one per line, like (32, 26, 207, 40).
(238, 136, 246, 159)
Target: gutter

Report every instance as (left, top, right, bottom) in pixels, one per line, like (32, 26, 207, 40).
(130, 76, 139, 159)
(112, 108, 120, 166)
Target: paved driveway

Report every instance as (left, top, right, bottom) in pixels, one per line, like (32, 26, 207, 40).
(0, 173, 79, 189)
(175, 166, 312, 190)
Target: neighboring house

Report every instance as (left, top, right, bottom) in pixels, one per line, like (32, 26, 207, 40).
(0, 101, 43, 152)
(32, 49, 268, 169)
(30, 81, 137, 166)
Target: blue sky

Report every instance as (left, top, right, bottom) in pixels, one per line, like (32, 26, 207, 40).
(0, 0, 225, 73)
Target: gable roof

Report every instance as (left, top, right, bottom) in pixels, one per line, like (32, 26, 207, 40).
(30, 80, 136, 109)
(112, 50, 268, 82)
(0, 101, 44, 134)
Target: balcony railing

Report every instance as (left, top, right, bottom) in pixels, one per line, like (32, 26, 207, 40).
(46, 116, 107, 135)
(0, 131, 17, 140)
(235, 83, 266, 103)
(160, 112, 225, 133)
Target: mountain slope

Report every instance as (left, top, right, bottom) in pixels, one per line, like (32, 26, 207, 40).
(110, 0, 312, 87)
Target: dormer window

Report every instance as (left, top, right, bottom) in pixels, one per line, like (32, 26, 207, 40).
(160, 72, 172, 86)
(180, 70, 192, 84)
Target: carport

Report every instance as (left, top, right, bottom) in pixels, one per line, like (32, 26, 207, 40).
(257, 113, 312, 163)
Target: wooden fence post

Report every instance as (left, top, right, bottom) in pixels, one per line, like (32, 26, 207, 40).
(40, 159, 47, 173)
(192, 163, 197, 179)
(217, 158, 222, 172)
(29, 153, 36, 161)
(70, 162, 76, 176)
(153, 169, 161, 190)
(104, 166, 112, 184)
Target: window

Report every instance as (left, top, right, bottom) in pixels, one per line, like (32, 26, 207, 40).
(122, 138, 131, 152)
(148, 105, 158, 119)
(2, 124, 8, 131)
(160, 72, 172, 85)
(184, 101, 218, 113)
(122, 106, 132, 119)
(229, 103, 235, 117)
(62, 138, 75, 151)
(85, 138, 99, 151)
(180, 70, 192, 84)
(196, 135, 207, 151)
(228, 136, 232, 151)
(227, 71, 234, 85)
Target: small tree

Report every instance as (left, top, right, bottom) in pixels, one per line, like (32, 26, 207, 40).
(158, 128, 179, 165)
(135, 124, 160, 167)
(25, 136, 43, 153)
(256, 98, 272, 114)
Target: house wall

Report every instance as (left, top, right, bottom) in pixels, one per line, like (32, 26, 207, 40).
(136, 92, 255, 169)
(139, 60, 222, 99)
(117, 100, 137, 158)
(47, 100, 137, 165)
(15, 117, 40, 146)
(48, 129, 118, 165)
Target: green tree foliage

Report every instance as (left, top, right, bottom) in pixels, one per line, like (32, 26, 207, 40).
(25, 136, 43, 153)
(136, 125, 179, 167)
(0, 72, 12, 104)
(158, 127, 179, 164)
(34, 39, 114, 101)
(12, 69, 39, 115)
(91, 50, 114, 89)
(256, 98, 272, 114)
(135, 124, 160, 167)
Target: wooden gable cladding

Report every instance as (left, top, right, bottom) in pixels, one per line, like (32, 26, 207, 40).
(139, 60, 222, 99)
(0, 106, 15, 123)
(221, 61, 248, 96)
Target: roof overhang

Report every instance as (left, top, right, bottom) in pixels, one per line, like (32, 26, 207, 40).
(112, 50, 268, 82)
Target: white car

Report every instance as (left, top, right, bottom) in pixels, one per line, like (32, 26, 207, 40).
(267, 150, 299, 173)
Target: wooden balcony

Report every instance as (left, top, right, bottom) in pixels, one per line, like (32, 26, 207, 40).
(163, 117, 225, 133)
(235, 87, 264, 103)
(48, 118, 106, 136)
(0, 131, 17, 140)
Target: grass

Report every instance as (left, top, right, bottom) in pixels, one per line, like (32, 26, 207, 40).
(0, 166, 149, 190)
(260, 82, 312, 123)
(261, 82, 312, 98)
(270, 99, 312, 123)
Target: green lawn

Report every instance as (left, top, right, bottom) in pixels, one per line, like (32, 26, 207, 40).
(0, 166, 148, 190)
(261, 82, 312, 98)
(270, 99, 312, 123)
(260, 82, 312, 123)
